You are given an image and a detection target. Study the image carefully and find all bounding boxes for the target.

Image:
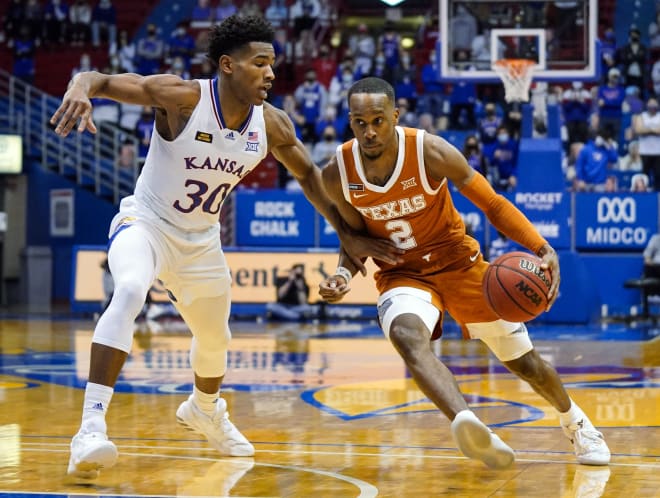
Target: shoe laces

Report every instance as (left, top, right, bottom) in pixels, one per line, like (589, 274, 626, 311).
(211, 408, 234, 433)
(572, 426, 605, 451)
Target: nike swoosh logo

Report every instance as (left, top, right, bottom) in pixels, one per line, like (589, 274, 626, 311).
(352, 192, 368, 198)
(469, 251, 480, 262)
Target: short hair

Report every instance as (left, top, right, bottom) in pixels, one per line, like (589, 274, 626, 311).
(347, 77, 395, 105)
(206, 15, 274, 67)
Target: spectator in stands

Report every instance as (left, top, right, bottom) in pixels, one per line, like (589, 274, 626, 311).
(328, 65, 355, 129)
(193, 58, 214, 79)
(604, 174, 619, 192)
(462, 135, 488, 180)
(649, 11, 660, 48)
(136, 24, 165, 75)
(311, 125, 340, 166)
(378, 21, 401, 85)
(315, 104, 346, 144)
(116, 139, 137, 178)
(71, 52, 96, 79)
(191, 0, 212, 23)
(294, 68, 327, 144)
(290, 0, 320, 60)
(69, 0, 92, 46)
(396, 97, 418, 128)
(652, 59, 660, 98)
(349, 23, 376, 77)
(264, 0, 288, 29)
(448, 50, 477, 130)
(395, 74, 417, 109)
(91, 0, 117, 51)
(168, 22, 195, 70)
(24, 0, 43, 45)
(478, 102, 502, 165)
(3, 0, 26, 47)
(633, 97, 660, 190)
(12, 24, 36, 85)
(271, 28, 288, 75)
(134, 106, 154, 161)
(597, 67, 625, 144)
(419, 50, 445, 118)
(616, 26, 648, 97)
(599, 28, 617, 79)
(417, 113, 438, 137)
(644, 228, 660, 263)
(167, 56, 191, 80)
(562, 82, 592, 145)
(43, 0, 69, 45)
(623, 85, 645, 116)
(312, 45, 337, 89)
(449, 3, 477, 57)
(215, 0, 238, 22)
(574, 129, 619, 192)
(618, 140, 643, 171)
(630, 172, 651, 192)
(239, 0, 261, 19)
(282, 94, 305, 141)
(116, 30, 135, 73)
(491, 125, 519, 192)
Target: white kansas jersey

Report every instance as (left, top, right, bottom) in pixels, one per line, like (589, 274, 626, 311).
(133, 77, 268, 232)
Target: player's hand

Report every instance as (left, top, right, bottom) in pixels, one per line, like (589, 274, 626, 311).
(318, 275, 350, 303)
(341, 234, 404, 275)
(50, 84, 97, 136)
(538, 244, 560, 310)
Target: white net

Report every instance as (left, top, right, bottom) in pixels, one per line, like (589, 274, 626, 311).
(492, 59, 536, 103)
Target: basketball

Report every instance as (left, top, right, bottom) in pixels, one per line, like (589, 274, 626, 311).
(483, 251, 552, 322)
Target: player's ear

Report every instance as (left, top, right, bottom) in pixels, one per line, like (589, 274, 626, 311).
(218, 55, 233, 75)
(393, 108, 400, 124)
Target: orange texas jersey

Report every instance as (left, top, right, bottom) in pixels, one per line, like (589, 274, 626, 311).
(336, 126, 480, 275)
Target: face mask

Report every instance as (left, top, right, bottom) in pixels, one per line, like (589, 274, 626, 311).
(342, 74, 352, 83)
(324, 135, 335, 141)
(497, 134, 509, 143)
(486, 109, 495, 116)
(630, 35, 640, 43)
(572, 82, 583, 90)
(466, 143, 477, 149)
(176, 28, 185, 36)
(648, 105, 658, 112)
(375, 57, 385, 65)
(595, 136, 605, 147)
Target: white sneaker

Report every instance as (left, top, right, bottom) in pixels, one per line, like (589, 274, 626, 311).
(450, 410, 515, 469)
(67, 431, 118, 479)
(176, 395, 255, 457)
(562, 418, 611, 465)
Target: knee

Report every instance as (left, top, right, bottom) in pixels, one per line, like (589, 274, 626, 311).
(111, 280, 150, 314)
(389, 321, 428, 360)
(504, 350, 547, 383)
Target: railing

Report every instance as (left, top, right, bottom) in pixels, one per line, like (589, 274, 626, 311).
(0, 69, 139, 205)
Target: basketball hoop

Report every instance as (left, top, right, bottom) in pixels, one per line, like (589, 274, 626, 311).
(492, 59, 536, 103)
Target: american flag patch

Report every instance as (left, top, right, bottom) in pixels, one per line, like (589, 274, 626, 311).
(247, 131, 259, 142)
(348, 183, 364, 191)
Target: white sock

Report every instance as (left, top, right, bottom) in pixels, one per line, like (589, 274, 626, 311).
(193, 386, 218, 417)
(558, 399, 587, 427)
(81, 382, 114, 433)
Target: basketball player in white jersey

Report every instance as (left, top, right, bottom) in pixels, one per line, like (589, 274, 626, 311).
(50, 16, 403, 479)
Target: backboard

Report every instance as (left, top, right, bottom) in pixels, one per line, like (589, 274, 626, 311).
(439, 0, 599, 82)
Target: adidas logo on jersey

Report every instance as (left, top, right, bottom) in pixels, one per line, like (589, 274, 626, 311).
(224, 131, 235, 140)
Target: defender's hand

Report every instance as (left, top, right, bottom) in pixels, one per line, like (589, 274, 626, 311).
(538, 244, 560, 310)
(50, 85, 97, 136)
(319, 275, 351, 303)
(342, 234, 404, 275)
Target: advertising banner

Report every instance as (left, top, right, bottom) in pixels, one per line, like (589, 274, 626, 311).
(234, 190, 316, 246)
(575, 193, 658, 250)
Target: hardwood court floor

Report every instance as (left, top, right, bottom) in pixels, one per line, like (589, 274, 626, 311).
(0, 317, 658, 497)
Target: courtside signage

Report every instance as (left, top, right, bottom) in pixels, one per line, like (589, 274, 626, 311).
(575, 193, 657, 250)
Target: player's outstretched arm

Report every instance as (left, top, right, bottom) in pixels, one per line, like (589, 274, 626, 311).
(50, 72, 199, 137)
(424, 133, 560, 306)
(265, 104, 403, 273)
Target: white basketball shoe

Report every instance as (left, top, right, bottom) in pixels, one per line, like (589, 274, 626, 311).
(176, 395, 255, 457)
(67, 430, 118, 479)
(562, 418, 611, 465)
(451, 410, 515, 469)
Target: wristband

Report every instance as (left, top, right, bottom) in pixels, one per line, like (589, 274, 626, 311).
(334, 266, 353, 284)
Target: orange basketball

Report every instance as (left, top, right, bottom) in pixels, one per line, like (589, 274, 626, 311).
(483, 251, 552, 322)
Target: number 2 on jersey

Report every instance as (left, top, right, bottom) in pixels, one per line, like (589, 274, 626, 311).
(385, 220, 417, 250)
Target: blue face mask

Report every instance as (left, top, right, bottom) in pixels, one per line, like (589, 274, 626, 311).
(497, 134, 509, 143)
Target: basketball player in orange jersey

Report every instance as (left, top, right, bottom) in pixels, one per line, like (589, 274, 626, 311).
(319, 77, 610, 469)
